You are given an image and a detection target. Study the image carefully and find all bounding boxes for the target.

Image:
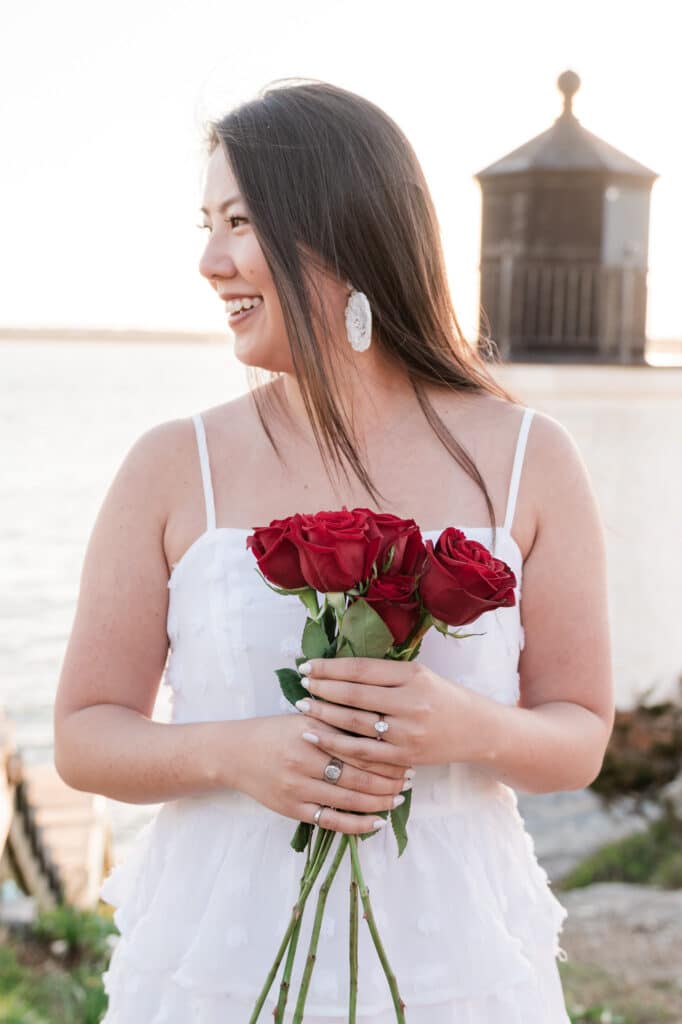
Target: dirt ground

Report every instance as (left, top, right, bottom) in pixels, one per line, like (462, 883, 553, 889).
(556, 882, 682, 1022)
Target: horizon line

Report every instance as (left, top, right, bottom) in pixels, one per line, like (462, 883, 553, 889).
(1, 325, 681, 348)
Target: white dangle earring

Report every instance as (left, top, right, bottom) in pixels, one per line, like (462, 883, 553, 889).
(344, 279, 372, 352)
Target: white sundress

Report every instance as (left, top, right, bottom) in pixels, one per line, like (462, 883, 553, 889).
(98, 404, 571, 1023)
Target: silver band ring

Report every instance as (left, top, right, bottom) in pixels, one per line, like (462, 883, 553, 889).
(323, 757, 344, 783)
(374, 713, 390, 740)
(313, 805, 326, 826)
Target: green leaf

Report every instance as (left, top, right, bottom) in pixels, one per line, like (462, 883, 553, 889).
(338, 598, 394, 658)
(275, 667, 310, 707)
(335, 637, 356, 659)
(359, 809, 389, 841)
(298, 588, 322, 619)
(290, 821, 312, 852)
(301, 617, 329, 659)
(390, 787, 412, 857)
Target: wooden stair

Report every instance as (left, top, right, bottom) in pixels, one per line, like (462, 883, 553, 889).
(0, 705, 114, 914)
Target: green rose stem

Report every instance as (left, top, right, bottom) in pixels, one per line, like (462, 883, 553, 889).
(349, 874, 359, 1023)
(274, 897, 305, 1022)
(249, 827, 336, 1024)
(273, 826, 325, 1022)
(348, 836, 406, 1023)
(292, 832, 350, 1023)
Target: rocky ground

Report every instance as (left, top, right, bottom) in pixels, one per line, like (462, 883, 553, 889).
(517, 788, 681, 1021)
(558, 883, 682, 1020)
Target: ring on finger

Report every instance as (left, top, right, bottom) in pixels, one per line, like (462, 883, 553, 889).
(323, 757, 344, 784)
(374, 713, 390, 740)
(313, 805, 326, 825)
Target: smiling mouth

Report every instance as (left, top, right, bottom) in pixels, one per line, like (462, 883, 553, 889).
(227, 301, 263, 327)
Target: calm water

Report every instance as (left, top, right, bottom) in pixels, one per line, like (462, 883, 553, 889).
(2, 339, 681, 860)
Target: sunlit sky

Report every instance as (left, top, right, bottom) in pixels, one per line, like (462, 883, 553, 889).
(1, 0, 680, 340)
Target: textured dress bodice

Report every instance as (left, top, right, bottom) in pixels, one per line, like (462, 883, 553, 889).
(99, 406, 571, 1023)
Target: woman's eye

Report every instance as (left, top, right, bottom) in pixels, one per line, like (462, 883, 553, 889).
(195, 216, 247, 232)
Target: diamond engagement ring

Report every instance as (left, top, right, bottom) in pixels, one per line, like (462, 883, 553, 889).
(374, 714, 390, 739)
(323, 757, 344, 783)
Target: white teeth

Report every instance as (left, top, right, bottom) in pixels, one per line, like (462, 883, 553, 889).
(225, 295, 262, 314)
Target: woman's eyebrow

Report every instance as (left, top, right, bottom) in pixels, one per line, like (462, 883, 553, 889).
(199, 195, 241, 216)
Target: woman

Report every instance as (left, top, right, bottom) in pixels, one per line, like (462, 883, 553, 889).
(54, 78, 614, 1022)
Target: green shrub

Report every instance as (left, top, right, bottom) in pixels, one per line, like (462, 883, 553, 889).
(0, 908, 113, 1024)
(558, 814, 682, 890)
(32, 904, 117, 962)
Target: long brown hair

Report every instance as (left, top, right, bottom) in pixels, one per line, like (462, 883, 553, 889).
(203, 77, 522, 549)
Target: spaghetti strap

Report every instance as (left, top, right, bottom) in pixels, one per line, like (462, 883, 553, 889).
(191, 414, 216, 531)
(503, 407, 535, 534)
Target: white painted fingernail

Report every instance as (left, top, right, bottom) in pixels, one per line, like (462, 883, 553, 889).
(392, 794, 406, 808)
(301, 731, 319, 744)
(299, 661, 312, 675)
(404, 768, 416, 780)
(372, 819, 387, 829)
(403, 780, 413, 791)
(295, 699, 311, 712)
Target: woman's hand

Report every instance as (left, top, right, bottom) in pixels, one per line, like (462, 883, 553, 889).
(235, 712, 414, 835)
(295, 657, 493, 769)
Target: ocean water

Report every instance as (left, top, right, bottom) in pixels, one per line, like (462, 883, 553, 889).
(2, 339, 681, 861)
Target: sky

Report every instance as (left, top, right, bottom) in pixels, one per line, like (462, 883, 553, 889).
(1, 0, 680, 341)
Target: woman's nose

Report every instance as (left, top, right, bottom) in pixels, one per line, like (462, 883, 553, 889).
(198, 240, 237, 284)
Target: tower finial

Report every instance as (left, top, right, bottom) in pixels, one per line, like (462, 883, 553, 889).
(557, 69, 581, 117)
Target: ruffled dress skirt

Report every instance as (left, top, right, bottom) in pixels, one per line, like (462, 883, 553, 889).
(99, 768, 570, 1023)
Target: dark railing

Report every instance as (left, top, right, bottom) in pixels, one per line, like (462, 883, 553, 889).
(482, 258, 647, 358)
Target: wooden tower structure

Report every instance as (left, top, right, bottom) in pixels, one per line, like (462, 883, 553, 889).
(474, 70, 658, 363)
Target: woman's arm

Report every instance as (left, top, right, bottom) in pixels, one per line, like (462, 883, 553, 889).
(53, 419, 247, 803)
(471, 410, 615, 793)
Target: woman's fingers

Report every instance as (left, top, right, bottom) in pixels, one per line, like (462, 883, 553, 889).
(319, 760, 404, 797)
(362, 760, 411, 781)
(301, 803, 387, 835)
(297, 696, 395, 741)
(306, 741, 412, 787)
(305, 781, 403, 817)
(300, 721, 413, 769)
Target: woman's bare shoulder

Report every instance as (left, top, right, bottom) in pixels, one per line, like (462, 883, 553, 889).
(522, 407, 586, 487)
(143, 389, 261, 477)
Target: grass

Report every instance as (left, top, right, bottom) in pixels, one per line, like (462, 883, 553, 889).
(0, 903, 117, 1024)
(557, 810, 682, 891)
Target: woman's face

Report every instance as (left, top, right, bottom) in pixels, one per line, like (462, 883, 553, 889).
(199, 144, 350, 376)
(198, 145, 293, 372)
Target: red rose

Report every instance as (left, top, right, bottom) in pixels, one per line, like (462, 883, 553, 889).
(352, 508, 427, 577)
(245, 517, 307, 590)
(363, 573, 422, 644)
(287, 508, 381, 593)
(419, 527, 517, 626)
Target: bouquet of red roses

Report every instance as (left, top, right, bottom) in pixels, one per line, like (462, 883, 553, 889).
(245, 507, 517, 1023)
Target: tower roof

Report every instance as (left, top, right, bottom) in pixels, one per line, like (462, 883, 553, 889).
(475, 70, 658, 181)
